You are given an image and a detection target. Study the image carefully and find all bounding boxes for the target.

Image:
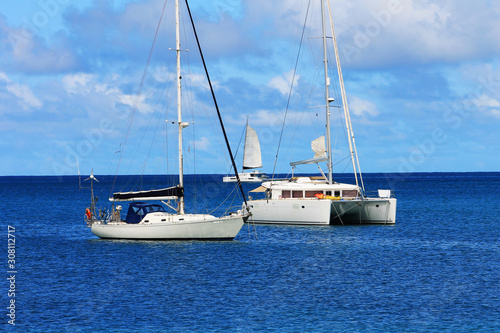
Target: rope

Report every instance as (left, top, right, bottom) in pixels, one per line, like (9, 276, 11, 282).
(208, 184, 237, 215)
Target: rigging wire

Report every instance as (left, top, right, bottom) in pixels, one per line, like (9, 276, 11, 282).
(110, 0, 169, 197)
(271, 0, 312, 181)
(180, 6, 240, 212)
(224, 123, 246, 176)
(184, 0, 247, 207)
(327, 0, 366, 194)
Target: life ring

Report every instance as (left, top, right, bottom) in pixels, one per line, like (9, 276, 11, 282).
(85, 208, 92, 220)
(315, 193, 325, 199)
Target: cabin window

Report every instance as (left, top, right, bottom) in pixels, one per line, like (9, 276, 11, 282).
(305, 191, 318, 198)
(292, 190, 303, 198)
(282, 190, 291, 198)
(334, 191, 340, 197)
(325, 191, 332, 196)
(342, 190, 358, 198)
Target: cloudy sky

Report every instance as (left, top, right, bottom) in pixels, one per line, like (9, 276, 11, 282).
(1, 0, 499, 176)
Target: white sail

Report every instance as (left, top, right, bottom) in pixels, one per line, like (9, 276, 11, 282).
(243, 124, 262, 170)
(312, 135, 326, 158)
(290, 136, 328, 166)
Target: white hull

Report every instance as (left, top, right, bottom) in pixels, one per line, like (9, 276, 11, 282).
(330, 197, 396, 225)
(223, 172, 268, 183)
(248, 198, 333, 225)
(91, 213, 246, 240)
(248, 197, 396, 225)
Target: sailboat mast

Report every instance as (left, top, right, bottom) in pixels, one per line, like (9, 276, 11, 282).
(321, 0, 333, 184)
(175, 0, 185, 214)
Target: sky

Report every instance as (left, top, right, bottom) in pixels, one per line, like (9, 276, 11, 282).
(1, 0, 499, 176)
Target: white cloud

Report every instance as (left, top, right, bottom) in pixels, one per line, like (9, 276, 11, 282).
(118, 93, 153, 114)
(0, 72, 42, 111)
(6, 83, 42, 110)
(151, 66, 174, 83)
(474, 95, 500, 108)
(3, 24, 79, 73)
(268, 70, 300, 95)
(192, 136, 210, 151)
(348, 96, 379, 117)
(0, 72, 10, 82)
(62, 73, 96, 94)
(473, 94, 500, 117)
(61, 72, 155, 114)
(266, 0, 500, 68)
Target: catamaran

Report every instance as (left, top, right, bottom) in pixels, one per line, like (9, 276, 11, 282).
(246, 0, 396, 225)
(84, 0, 249, 239)
(223, 118, 268, 183)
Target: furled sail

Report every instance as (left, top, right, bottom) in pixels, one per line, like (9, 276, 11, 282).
(312, 135, 327, 158)
(242, 124, 263, 170)
(290, 136, 328, 166)
(110, 186, 184, 202)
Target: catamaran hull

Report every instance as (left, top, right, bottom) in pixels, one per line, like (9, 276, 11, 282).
(223, 176, 268, 183)
(247, 199, 333, 225)
(330, 198, 396, 225)
(223, 172, 268, 183)
(91, 215, 246, 240)
(247, 198, 396, 225)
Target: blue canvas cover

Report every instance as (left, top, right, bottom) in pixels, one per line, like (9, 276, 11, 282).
(125, 202, 166, 224)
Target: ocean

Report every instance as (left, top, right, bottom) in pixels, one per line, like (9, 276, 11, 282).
(1, 172, 499, 332)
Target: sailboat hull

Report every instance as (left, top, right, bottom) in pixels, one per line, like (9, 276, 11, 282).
(91, 214, 246, 240)
(247, 197, 396, 225)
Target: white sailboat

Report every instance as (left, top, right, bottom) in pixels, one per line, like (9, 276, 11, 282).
(247, 0, 396, 225)
(85, 0, 248, 240)
(223, 118, 268, 183)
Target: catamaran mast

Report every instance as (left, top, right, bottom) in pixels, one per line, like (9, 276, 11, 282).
(326, 0, 364, 192)
(175, 0, 185, 214)
(321, 0, 333, 184)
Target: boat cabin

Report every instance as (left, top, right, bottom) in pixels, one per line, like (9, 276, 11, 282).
(277, 189, 359, 199)
(250, 177, 361, 200)
(125, 202, 166, 224)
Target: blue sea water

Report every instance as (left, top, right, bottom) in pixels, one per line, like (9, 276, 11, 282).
(1, 172, 499, 332)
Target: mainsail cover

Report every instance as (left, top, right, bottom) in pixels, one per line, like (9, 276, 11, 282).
(290, 136, 328, 166)
(110, 186, 183, 201)
(243, 124, 263, 170)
